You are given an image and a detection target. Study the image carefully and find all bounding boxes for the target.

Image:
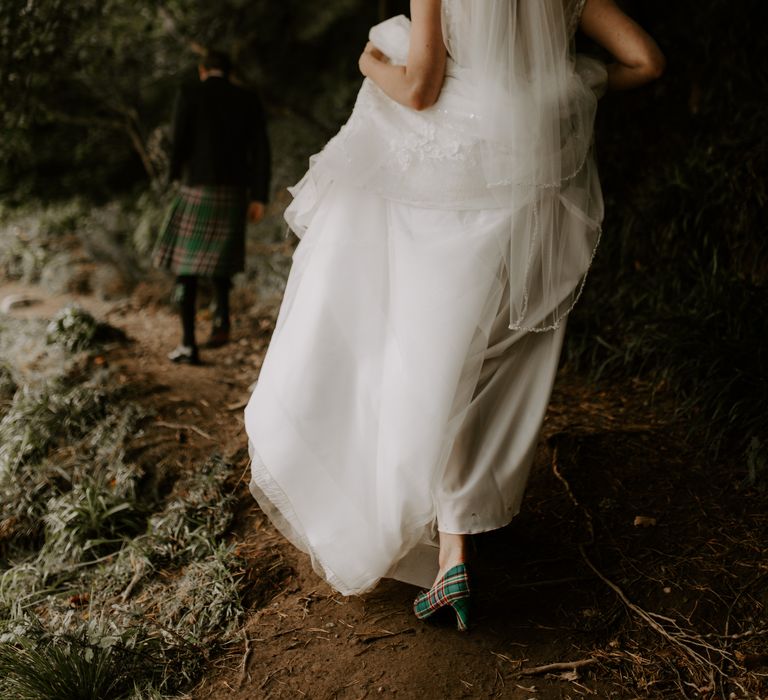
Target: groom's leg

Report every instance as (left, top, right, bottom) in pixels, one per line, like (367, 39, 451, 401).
(212, 276, 231, 332)
(176, 274, 198, 348)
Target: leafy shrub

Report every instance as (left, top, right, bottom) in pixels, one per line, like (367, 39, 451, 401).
(45, 306, 100, 353)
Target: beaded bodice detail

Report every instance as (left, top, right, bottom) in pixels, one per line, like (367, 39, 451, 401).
(304, 0, 594, 209)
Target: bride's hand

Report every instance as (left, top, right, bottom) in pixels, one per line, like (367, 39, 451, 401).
(359, 41, 388, 77)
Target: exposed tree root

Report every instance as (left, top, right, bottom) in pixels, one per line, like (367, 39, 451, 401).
(550, 442, 740, 691)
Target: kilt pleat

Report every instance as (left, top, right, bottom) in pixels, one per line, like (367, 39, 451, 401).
(153, 185, 247, 276)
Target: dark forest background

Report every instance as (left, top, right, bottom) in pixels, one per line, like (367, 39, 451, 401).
(1, 0, 766, 471)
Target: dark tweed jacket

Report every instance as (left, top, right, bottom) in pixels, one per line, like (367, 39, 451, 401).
(169, 75, 271, 203)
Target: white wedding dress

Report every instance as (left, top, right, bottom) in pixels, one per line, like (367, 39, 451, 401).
(245, 0, 602, 596)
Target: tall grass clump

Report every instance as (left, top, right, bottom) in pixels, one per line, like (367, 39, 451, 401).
(0, 619, 187, 700)
(0, 635, 133, 700)
(566, 0, 768, 466)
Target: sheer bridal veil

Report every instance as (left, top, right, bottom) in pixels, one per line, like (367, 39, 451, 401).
(448, 0, 605, 331)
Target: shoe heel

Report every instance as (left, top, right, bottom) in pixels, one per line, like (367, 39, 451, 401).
(451, 596, 470, 632)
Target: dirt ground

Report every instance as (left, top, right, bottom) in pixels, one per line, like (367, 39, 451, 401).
(2, 279, 766, 700)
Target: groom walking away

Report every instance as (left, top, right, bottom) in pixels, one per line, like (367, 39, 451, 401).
(153, 49, 271, 365)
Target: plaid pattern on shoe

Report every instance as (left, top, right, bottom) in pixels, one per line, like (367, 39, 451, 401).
(413, 563, 470, 631)
(153, 185, 247, 277)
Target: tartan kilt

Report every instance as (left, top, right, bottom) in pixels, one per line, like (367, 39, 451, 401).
(152, 185, 247, 276)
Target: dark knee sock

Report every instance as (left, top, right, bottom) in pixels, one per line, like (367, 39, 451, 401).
(176, 275, 197, 347)
(212, 276, 231, 330)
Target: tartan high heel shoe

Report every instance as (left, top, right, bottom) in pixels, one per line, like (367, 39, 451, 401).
(413, 563, 470, 631)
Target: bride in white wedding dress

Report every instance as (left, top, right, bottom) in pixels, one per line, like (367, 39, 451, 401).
(245, 0, 664, 627)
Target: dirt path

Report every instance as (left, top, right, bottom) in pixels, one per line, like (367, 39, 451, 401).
(3, 281, 765, 700)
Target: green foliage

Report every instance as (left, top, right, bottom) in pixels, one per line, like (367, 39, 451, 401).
(158, 543, 247, 642)
(45, 306, 101, 353)
(0, 0, 392, 199)
(0, 315, 289, 696)
(145, 455, 238, 565)
(1, 1, 162, 197)
(0, 634, 132, 700)
(42, 479, 148, 562)
(0, 618, 190, 700)
(45, 305, 128, 354)
(0, 201, 81, 285)
(0, 383, 145, 564)
(0, 381, 110, 477)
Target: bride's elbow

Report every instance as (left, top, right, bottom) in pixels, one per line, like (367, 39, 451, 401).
(405, 77, 441, 111)
(647, 53, 666, 81)
(641, 47, 666, 82)
(408, 95, 436, 111)
(406, 87, 437, 111)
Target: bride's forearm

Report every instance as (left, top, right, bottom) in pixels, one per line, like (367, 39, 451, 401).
(581, 0, 665, 92)
(360, 47, 444, 111)
(359, 1, 446, 111)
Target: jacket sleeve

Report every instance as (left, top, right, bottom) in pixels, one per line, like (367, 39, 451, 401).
(248, 92, 272, 203)
(168, 86, 191, 185)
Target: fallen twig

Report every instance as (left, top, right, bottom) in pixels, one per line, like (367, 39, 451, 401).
(119, 565, 146, 602)
(356, 627, 415, 644)
(156, 420, 214, 441)
(521, 658, 599, 676)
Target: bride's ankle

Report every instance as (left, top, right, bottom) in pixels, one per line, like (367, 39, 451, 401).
(437, 531, 467, 575)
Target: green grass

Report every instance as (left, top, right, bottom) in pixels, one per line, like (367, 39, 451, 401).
(0, 316, 287, 698)
(0, 618, 194, 700)
(0, 635, 132, 700)
(0, 381, 111, 477)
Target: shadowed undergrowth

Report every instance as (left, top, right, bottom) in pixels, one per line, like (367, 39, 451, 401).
(0, 311, 290, 699)
(565, 0, 768, 470)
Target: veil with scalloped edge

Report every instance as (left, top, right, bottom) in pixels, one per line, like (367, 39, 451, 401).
(451, 0, 605, 331)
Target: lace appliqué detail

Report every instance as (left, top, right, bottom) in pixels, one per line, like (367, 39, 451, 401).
(353, 79, 477, 173)
(389, 122, 472, 171)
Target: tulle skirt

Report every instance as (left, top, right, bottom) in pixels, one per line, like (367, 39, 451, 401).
(244, 180, 566, 596)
